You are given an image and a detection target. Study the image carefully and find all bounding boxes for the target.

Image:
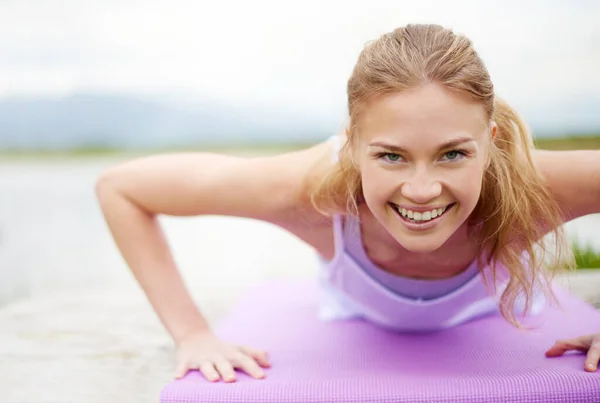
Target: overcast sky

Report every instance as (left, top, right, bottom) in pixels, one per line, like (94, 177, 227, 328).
(0, 0, 598, 119)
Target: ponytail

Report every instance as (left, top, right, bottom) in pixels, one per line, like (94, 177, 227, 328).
(474, 97, 574, 327)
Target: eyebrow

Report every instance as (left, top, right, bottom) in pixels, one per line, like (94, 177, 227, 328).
(369, 136, 476, 153)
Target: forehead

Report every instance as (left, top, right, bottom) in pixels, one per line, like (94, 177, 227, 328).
(357, 84, 489, 144)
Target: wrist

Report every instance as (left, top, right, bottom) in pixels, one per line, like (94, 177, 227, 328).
(174, 325, 212, 346)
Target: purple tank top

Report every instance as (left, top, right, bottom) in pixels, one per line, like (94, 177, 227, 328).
(343, 212, 480, 300)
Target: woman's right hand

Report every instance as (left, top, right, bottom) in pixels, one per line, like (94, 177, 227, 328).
(174, 331, 271, 382)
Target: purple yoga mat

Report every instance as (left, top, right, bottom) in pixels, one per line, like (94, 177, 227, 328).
(160, 280, 600, 403)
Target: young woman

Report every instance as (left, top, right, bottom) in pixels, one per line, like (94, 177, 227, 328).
(96, 24, 600, 382)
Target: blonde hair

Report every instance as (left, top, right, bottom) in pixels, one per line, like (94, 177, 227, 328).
(311, 24, 574, 327)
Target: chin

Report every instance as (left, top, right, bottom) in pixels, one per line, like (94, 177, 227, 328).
(385, 216, 464, 254)
(393, 234, 449, 254)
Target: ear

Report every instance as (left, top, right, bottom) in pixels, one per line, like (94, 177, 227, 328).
(344, 121, 351, 138)
(484, 122, 497, 169)
(490, 121, 497, 140)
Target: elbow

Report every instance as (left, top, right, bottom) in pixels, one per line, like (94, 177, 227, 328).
(94, 167, 154, 219)
(95, 167, 123, 208)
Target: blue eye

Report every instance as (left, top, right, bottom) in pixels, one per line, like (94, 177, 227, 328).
(442, 150, 465, 161)
(384, 153, 402, 162)
(375, 152, 403, 163)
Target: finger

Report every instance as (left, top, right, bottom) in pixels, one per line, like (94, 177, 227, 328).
(214, 358, 237, 383)
(239, 346, 271, 368)
(584, 341, 600, 372)
(545, 339, 588, 357)
(198, 361, 220, 382)
(545, 343, 571, 357)
(174, 361, 190, 379)
(231, 353, 266, 379)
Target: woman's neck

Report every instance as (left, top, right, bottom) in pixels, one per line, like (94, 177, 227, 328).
(357, 204, 480, 280)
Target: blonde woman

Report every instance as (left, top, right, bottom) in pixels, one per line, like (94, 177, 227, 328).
(96, 24, 600, 382)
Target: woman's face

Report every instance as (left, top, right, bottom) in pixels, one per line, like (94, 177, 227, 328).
(355, 83, 495, 253)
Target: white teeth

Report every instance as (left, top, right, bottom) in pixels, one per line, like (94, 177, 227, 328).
(394, 204, 451, 223)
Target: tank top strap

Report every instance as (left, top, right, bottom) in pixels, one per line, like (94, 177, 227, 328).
(332, 212, 365, 260)
(329, 134, 341, 163)
(327, 133, 346, 259)
(331, 214, 345, 257)
(343, 210, 361, 238)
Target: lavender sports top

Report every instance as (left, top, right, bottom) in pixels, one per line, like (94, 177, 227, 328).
(316, 136, 545, 331)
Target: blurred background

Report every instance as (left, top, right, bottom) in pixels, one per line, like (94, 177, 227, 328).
(1, 0, 600, 153)
(1, 1, 599, 401)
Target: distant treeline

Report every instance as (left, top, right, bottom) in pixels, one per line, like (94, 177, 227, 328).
(533, 134, 600, 150)
(1, 134, 599, 159)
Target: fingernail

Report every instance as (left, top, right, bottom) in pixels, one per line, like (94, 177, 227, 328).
(586, 363, 596, 371)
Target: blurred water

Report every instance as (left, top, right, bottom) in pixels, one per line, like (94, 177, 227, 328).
(1, 157, 599, 307)
(0, 157, 321, 308)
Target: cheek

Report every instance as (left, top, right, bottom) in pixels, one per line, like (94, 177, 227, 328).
(452, 165, 485, 208)
(360, 166, 398, 204)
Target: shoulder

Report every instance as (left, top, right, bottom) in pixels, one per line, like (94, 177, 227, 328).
(208, 133, 346, 261)
(220, 134, 342, 227)
(274, 135, 345, 258)
(533, 148, 600, 221)
(274, 135, 339, 219)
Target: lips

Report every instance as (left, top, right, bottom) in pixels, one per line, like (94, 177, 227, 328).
(389, 202, 456, 224)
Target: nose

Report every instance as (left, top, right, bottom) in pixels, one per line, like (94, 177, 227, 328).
(401, 167, 442, 204)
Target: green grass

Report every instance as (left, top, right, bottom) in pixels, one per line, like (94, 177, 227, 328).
(572, 241, 600, 269)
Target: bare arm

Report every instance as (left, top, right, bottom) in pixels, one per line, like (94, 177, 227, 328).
(95, 145, 330, 344)
(534, 149, 600, 222)
(536, 148, 600, 374)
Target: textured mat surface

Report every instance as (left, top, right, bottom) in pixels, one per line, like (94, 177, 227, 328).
(160, 280, 600, 402)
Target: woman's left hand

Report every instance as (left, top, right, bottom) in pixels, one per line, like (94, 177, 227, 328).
(545, 333, 600, 372)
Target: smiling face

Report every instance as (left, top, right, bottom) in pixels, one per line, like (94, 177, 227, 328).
(354, 83, 495, 253)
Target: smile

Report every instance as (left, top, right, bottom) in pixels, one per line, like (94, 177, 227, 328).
(389, 202, 456, 225)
